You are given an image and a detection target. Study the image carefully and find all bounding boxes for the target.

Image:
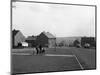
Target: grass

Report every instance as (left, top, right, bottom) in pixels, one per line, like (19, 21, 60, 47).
(71, 47, 96, 69)
(12, 55, 81, 74)
(11, 47, 96, 74)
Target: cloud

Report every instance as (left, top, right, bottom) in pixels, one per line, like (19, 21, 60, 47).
(12, 2, 95, 37)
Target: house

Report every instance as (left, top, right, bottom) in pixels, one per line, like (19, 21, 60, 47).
(25, 36, 37, 47)
(12, 29, 25, 48)
(81, 37, 96, 47)
(36, 32, 56, 48)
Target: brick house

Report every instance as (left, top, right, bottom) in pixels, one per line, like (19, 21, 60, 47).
(36, 32, 56, 48)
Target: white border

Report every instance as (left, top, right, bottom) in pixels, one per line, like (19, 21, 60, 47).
(0, 0, 100, 75)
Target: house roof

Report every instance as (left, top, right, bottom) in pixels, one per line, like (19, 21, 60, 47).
(42, 32, 56, 39)
(12, 29, 19, 36)
(26, 36, 36, 40)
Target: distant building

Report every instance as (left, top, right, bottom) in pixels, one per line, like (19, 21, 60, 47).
(81, 37, 96, 47)
(36, 32, 56, 48)
(12, 29, 25, 48)
(25, 36, 37, 47)
(56, 37, 81, 47)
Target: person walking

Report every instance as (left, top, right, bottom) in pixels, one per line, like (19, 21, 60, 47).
(36, 46, 39, 54)
(39, 45, 42, 53)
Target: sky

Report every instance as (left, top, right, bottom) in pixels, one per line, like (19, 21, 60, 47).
(12, 1, 95, 37)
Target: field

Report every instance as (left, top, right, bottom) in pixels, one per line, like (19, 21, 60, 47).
(11, 47, 96, 74)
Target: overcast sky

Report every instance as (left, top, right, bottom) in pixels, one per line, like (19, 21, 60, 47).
(12, 1, 95, 37)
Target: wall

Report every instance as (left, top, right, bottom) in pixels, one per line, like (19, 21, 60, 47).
(48, 38, 56, 48)
(14, 31, 25, 46)
(37, 33, 48, 47)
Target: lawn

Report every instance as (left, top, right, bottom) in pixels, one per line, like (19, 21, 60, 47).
(11, 47, 96, 74)
(70, 47, 96, 69)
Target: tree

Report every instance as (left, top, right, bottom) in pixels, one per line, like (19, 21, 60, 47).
(73, 40, 80, 47)
(59, 40, 66, 47)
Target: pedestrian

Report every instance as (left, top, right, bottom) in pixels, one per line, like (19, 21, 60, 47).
(36, 46, 39, 54)
(39, 45, 42, 53)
